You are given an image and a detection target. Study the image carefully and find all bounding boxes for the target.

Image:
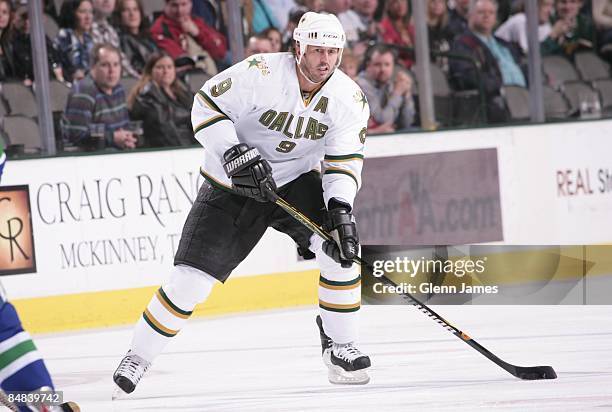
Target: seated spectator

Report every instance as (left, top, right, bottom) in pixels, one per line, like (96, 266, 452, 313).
(245, 34, 273, 56)
(63, 43, 136, 150)
(10, 5, 64, 86)
(339, 0, 380, 58)
(593, 0, 612, 47)
(92, 0, 139, 77)
(427, 0, 454, 71)
(252, 0, 282, 33)
(339, 48, 360, 80)
(151, 0, 228, 77)
(262, 27, 283, 52)
(450, 0, 526, 123)
(495, 0, 554, 55)
(380, 0, 415, 68)
(356, 45, 415, 133)
(448, 0, 470, 38)
(0, 0, 14, 81)
(56, 0, 95, 83)
(113, 0, 159, 75)
(128, 53, 193, 147)
(541, 0, 596, 57)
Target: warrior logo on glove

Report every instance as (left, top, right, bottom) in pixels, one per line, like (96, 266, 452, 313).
(223, 143, 277, 202)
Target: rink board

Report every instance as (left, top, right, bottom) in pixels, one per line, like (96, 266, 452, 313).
(1, 120, 612, 332)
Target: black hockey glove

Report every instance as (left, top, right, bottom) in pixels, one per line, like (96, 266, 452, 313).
(223, 143, 277, 202)
(323, 198, 359, 268)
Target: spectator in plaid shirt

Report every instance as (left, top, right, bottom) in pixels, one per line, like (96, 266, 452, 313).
(63, 43, 137, 150)
(91, 0, 139, 77)
(55, 0, 95, 82)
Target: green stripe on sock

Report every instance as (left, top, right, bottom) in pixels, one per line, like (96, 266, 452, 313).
(158, 288, 193, 317)
(0, 340, 37, 370)
(319, 275, 361, 287)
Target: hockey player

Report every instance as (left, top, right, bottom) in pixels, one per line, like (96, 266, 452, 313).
(113, 11, 371, 393)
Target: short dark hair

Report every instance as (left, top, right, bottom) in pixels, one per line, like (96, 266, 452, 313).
(91, 43, 122, 66)
(58, 0, 92, 30)
(364, 44, 396, 64)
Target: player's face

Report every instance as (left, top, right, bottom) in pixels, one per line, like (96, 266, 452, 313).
(299, 45, 340, 83)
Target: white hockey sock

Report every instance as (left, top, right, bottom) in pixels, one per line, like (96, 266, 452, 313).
(131, 265, 216, 363)
(311, 235, 361, 344)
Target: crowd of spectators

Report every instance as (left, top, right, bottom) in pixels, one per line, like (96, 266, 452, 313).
(0, 0, 610, 155)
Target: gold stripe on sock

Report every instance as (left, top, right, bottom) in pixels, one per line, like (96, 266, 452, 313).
(143, 309, 179, 336)
(155, 289, 191, 319)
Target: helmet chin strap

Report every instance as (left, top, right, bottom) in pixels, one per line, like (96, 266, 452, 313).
(295, 43, 337, 87)
(296, 59, 329, 86)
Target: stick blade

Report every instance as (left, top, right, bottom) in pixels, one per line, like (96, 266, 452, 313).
(514, 365, 557, 380)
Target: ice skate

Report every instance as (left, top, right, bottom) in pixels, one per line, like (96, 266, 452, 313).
(112, 351, 150, 396)
(316, 316, 371, 385)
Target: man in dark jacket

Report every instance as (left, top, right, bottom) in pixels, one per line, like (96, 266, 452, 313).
(450, 0, 526, 123)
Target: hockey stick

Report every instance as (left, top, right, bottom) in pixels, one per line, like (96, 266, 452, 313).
(266, 190, 557, 380)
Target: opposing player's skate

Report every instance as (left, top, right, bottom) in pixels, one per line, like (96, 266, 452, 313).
(113, 351, 150, 396)
(316, 315, 371, 385)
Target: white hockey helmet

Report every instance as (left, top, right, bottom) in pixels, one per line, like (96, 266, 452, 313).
(293, 12, 346, 67)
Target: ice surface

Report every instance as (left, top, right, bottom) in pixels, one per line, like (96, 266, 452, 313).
(35, 306, 612, 411)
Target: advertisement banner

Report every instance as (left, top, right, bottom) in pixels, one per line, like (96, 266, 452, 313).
(1, 149, 315, 299)
(355, 148, 503, 245)
(0, 185, 36, 276)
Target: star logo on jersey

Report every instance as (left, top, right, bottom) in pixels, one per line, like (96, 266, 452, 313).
(247, 56, 270, 76)
(353, 91, 368, 111)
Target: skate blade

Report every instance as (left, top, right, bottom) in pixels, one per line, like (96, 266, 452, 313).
(112, 386, 129, 401)
(328, 365, 370, 385)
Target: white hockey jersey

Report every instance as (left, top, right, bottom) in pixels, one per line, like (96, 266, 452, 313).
(191, 52, 369, 207)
